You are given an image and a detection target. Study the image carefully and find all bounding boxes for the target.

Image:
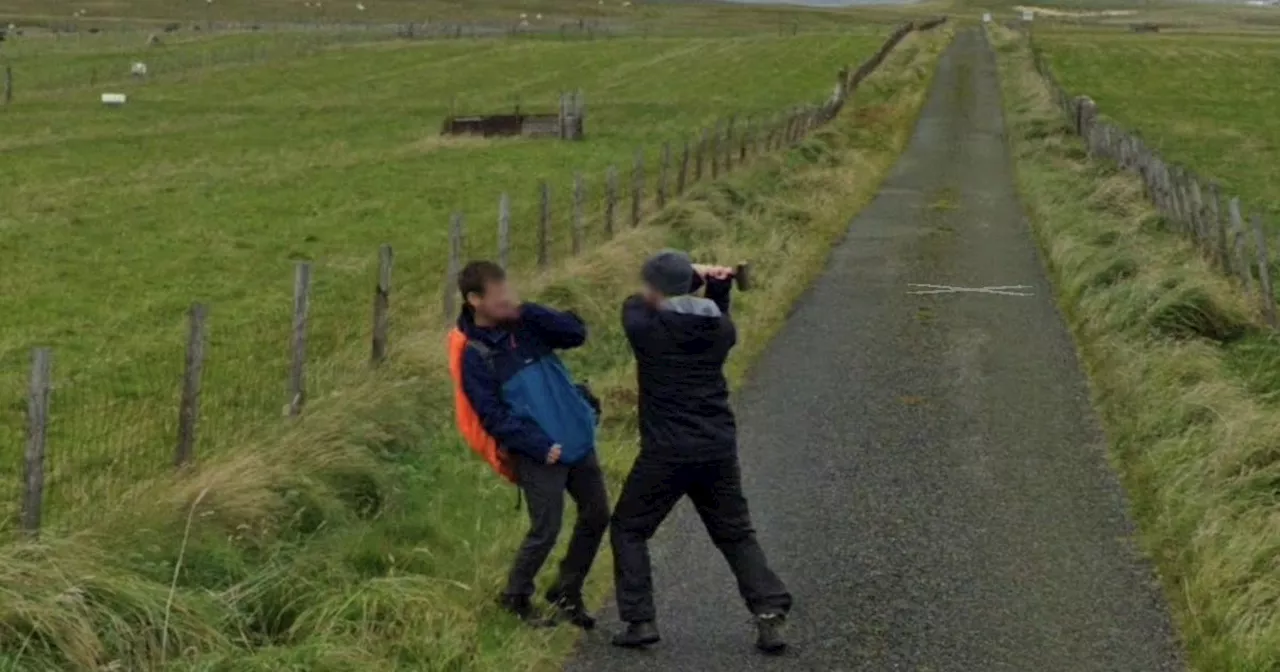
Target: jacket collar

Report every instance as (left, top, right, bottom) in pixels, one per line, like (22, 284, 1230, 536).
(456, 308, 511, 346)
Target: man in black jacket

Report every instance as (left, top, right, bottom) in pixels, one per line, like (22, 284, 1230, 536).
(609, 249, 792, 654)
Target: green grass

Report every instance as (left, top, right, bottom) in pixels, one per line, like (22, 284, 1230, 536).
(1034, 28, 1280, 223)
(991, 24, 1280, 672)
(0, 26, 951, 671)
(0, 22, 896, 533)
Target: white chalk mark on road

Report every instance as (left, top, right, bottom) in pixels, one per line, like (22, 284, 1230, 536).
(907, 283, 1035, 297)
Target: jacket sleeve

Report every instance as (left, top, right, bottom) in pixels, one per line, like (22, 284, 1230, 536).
(460, 348, 555, 461)
(704, 276, 733, 315)
(519, 302, 587, 350)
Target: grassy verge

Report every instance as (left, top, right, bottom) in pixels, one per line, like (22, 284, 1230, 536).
(989, 25, 1280, 672)
(0, 25, 951, 672)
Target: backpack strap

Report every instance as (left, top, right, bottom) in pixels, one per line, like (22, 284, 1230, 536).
(466, 339, 498, 376)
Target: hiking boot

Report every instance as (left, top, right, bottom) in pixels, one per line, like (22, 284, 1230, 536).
(610, 621, 661, 648)
(754, 613, 787, 655)
(546, 590, 596, 630)
(497, 594, 554, 628)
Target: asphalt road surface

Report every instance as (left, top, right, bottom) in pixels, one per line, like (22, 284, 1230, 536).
(567, 29, 1186, 672)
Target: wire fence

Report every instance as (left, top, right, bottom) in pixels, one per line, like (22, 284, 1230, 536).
(1026, 27, 1280, 329)
(0, 17, 946, 540)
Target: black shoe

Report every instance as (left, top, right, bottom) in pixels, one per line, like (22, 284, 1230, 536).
(498, 594, 554, 628)
(546, 590, 596, 630)
(755, 613, 787, 655)
(611, 621, 661, 648)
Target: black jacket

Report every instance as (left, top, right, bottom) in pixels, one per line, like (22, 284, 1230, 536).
(621, 274, 736, 463)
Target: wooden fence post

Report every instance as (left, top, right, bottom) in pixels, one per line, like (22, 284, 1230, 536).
(370, 245, 393, 365)
(658, 141, 670, 209)
(1227, 197, 1254, 295)
(631, 149, 644, 228)
(724, 116, 736, 173)
(1208, 184, 1229, 272)
(21, 347, 51, 536)
(677, 138, 689, 196)
(444, 213, 462, 316)
(498, 193, 511, 268)
(175, 304, 208, 467)
(1189, 178, 1207, 253)
(572, 173, 585, 255)
(3, 66, 12, 105)
(695, 128, 707, 182)
(538, 181, 551, 268)
(711, 120, 722, 180)
(288, 262, 311, 417)
(1253, 214, 1278, 328)
(740, 117, 751, 162)
(605, 165, 618, 237)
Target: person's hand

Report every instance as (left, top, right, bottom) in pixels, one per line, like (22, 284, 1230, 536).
(706, 265, 734, 280)
(546, 444, 562, 464)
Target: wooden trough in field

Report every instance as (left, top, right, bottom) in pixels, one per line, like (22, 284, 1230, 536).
(441, 91, 585, 140)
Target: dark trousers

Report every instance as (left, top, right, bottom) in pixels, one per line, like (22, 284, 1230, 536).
(610, 454, 792, 623)
(505, 452, 610, 599)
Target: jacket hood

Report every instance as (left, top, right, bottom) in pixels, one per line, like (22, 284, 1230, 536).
(654, 296, 728, 352)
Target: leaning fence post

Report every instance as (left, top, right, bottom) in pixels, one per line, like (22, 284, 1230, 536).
(605, 165, 618, 237)
(444, 213, 462, 316)
(370, 245, 393, 365)
(572, 173, 585, 255)
(631, 149, 644, 227)
(740, 117, 751, 162)
(1228, 197, 1254, 296)
(175, 304, 208, 467)
(3, 66, 12, 105)
(498, 193, 511, 268)
(658, 141, 670, 209)
(539, 181, 551, 268)
(21, 347, 51, 536)
(1253, 215, 1278, 328)
(288, 262, 311, 417)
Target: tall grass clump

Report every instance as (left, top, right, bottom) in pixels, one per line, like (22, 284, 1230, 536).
(990, 25, 1280, 672)
(0, 28, 951, 672)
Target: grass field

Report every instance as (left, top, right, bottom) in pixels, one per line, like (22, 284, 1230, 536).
(1033, 27, 1280, 223)
(991, 24, 1280, 672)
(0, 19, 951, 670)
(0, 8, 902, 534)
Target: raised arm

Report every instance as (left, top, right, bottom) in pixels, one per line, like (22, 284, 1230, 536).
(519, 302, 587, 350)
(460, 348, 556, 462)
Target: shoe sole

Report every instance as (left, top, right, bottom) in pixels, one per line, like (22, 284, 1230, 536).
(757, 642, 787, 655)
(611, 636, 660, 648)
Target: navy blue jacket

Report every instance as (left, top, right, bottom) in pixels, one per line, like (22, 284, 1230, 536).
(621, 274, 737, 463)
(458, 303, 598, 465)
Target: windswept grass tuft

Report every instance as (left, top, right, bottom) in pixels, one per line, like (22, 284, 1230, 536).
(0, 27, 952, 672)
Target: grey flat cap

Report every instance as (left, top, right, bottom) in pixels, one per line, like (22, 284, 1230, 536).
(642, 249, 695, 297)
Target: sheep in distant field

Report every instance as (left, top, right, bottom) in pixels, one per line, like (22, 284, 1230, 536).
(131, 61, 148, 77)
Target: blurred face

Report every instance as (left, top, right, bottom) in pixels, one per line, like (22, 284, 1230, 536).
(468, 279, 520, 323)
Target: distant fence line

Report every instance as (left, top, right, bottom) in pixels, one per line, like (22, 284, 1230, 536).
(7, 17, 946, 538)
(1027, 34, 1280, 328)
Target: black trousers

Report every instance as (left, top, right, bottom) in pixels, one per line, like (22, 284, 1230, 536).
(610, 453, 792, 623)
(505, 452, 610, 599)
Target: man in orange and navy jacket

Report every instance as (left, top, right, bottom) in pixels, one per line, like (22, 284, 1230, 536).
(455, 260, 609, 629)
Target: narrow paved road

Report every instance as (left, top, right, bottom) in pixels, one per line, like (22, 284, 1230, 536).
(568, 30, 1186, 671)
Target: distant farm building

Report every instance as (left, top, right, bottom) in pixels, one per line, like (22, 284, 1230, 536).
(441, 92, 585, 140)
